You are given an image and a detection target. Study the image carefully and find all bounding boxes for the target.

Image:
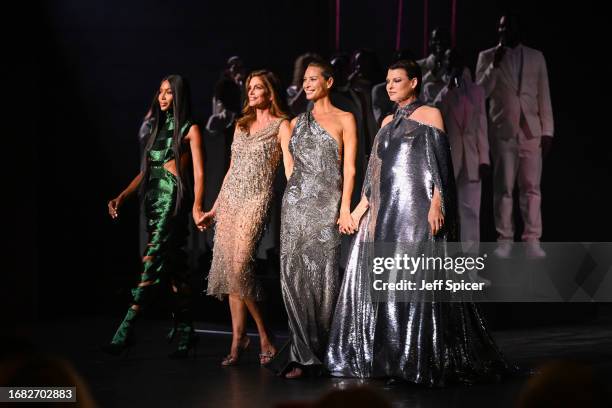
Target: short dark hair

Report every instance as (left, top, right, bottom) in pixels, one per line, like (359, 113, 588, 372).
(388, 59, 422, 95)
(307, 58, 334, 81)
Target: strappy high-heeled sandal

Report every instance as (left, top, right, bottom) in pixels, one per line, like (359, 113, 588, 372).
(221, 336, 250, 366)
(259, 349, 276, 365)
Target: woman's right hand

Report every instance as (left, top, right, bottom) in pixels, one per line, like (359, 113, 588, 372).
(197, 209, 216, 232)
(108, 195, 124, 219)
(428, 204, 444, 236)
(337, 209, 357, 235)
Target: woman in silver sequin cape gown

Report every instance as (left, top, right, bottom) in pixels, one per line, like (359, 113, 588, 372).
(325, 100, 515, 387)
(267, 111, 343, 375)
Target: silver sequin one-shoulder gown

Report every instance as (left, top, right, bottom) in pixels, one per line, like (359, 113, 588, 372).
(267, 111, 342, 375)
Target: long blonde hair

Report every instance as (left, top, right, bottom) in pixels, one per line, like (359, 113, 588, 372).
(236, 70, 288, 131)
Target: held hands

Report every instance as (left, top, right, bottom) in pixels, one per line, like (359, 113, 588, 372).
(337, 208, 358, 235)
(192, 207, 206, 229)
(108, 195, 124, 219)
(196, 209, 216, 232)
(428, 204, 445, 236)
(348, 200, 369, 232)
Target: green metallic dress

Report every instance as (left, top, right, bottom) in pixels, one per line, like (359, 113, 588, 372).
(108, 112, 195, 355)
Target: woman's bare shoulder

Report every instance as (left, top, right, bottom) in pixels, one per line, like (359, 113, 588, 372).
(412, 106, 444, 132)
(335, 109, 356, 126)
(381, 114, 394, 128)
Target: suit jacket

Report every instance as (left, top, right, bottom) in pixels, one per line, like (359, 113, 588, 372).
(476, 44, 554, 141)
(423, 67, 473, 106)
(435, 79, 489, 182)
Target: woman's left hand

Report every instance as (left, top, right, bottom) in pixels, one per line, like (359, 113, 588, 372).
(196, 210, 216, 232)
(428, 205, 444, 236)
(192, 207, 206, 229)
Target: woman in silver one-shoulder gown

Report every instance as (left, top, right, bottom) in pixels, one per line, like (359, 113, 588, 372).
(267, 59, 357, 379)
(326, 60, 516, 387)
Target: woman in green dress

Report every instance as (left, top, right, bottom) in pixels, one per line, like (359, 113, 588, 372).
(102, 74, 205, 358)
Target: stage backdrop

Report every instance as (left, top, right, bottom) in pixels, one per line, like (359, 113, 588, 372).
(20, 0, 608, 326)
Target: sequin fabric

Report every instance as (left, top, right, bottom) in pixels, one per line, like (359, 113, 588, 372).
(206, 119, 284, 300)
(325, 100, 516, 386)
(108, 113, 194, 347)
(266, 111, 342, 375)
(139, 113, 191, 296)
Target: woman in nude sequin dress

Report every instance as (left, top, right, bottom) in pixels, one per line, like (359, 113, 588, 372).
(202, 70, 291, 366)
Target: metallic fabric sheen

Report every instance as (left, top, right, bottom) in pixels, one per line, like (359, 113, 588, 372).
(267, 112, 342, 374)
(109, 113, 193, 347)
(138, 113, 191, 298)
(326, 100, 514, 386)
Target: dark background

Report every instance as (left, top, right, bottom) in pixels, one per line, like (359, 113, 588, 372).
(7, 0, 609, 329)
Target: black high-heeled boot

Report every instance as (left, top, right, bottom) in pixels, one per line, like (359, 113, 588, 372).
(168, 323, 199, 359)
(166, 312, 178, 344)
(168, 282, 196, 359)
(101, 307, 138, 357)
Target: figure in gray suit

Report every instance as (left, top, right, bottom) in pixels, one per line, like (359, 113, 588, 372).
(435, 49, 489, 254)
(476, 14, 553, 258)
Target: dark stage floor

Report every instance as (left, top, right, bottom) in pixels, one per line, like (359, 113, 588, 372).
(20, 314, 612, 408)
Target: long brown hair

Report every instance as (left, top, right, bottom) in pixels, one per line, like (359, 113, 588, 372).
(236, 70, 288, 131)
